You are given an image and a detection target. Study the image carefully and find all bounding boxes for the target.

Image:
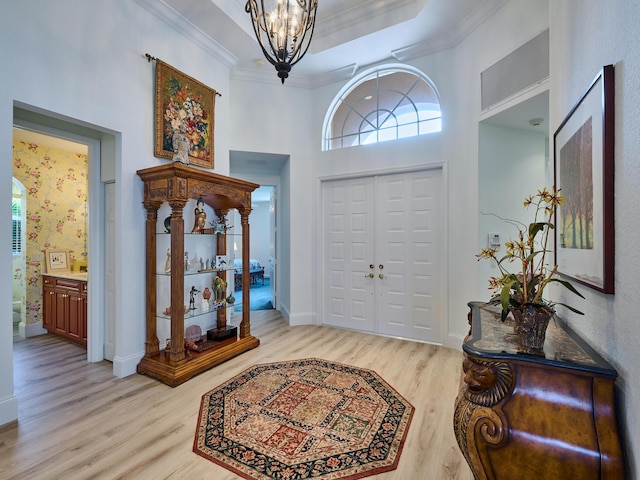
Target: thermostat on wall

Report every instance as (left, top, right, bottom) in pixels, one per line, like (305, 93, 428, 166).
(488, 233, 500, 250)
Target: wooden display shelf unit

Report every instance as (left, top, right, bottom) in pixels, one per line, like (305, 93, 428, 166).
(136, 163, 260, 387)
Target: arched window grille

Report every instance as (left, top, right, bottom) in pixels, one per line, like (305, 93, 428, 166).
(323, 65, 442, 151)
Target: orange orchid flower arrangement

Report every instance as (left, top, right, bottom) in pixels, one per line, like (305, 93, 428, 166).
(476, 186, 584, 321)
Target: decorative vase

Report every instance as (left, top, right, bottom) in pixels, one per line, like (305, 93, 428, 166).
(511, 304, 553, 352)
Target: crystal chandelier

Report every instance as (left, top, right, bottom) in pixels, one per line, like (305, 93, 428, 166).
(245, 0, 318, 84)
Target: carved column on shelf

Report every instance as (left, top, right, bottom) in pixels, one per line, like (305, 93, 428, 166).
(239, 207, 251, 338)
(143, 200, 162, 356)
(168, 198, 187, 364)
(215, 208, 228, 331)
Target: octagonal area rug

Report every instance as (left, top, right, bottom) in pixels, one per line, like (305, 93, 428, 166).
(193, 358, 414, 480)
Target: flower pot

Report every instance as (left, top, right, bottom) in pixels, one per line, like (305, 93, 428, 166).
(511, 305, 553, 352)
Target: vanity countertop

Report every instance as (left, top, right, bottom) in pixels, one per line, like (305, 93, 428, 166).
(43, 272, 88, 281)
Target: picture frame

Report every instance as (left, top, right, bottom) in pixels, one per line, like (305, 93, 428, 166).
(45, 249, 71, 274)
(154, 60, 217, 169)
(553, 65, 615, 294)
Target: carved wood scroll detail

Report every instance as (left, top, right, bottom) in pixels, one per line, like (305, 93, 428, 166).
(454, 355, 514, 480)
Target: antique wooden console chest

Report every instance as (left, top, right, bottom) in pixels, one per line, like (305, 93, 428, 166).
(454, 302, 624, 479)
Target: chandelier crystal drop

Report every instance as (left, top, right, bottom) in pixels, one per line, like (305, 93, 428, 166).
(245, 0, 318, 84)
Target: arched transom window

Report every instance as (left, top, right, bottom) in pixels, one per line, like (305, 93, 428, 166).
(323, 66, 441, 151)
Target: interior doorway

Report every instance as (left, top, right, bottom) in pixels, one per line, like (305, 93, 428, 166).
(230, 149, 289, 315)
(232, 185, 276, 311)
(11, 129, 89, 346)
(11, 178, 26, 341)
(13, 108, 112, 362)
(477, 90, 549, 295)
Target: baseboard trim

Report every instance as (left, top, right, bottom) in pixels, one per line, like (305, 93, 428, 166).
(288, 312, 316, 326)
(112, 352, 145, 378)
(444, 332, 465, 351)
(0, 394, 18, 427)
(23, 321, 47, 338)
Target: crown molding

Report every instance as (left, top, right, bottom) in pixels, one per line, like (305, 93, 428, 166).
(317, 0, 415, 37)
(232, 62, 360, 89)
(231, 65, 312, 88)
(392, 0, 509, 62)
(134, 0, 238, 69)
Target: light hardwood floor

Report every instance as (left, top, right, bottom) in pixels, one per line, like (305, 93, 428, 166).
(1, 311, 474, 480)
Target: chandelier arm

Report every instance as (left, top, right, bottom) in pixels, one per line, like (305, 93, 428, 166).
(259, 0, 291, 64)
(246, 0, 278, 67)
(287, 7, 316, 67)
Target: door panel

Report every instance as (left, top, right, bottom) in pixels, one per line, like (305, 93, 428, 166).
(54, 292, 68, 335)
(322, 169, 443, 344)
(67, 294, 83, 342)
(323, 179, 376, 331)
(376, 170, 443, 342)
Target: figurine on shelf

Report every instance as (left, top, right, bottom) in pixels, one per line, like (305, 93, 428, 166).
(212, 211, 233, 234)
(213, 276, 228, 304)
(165, 248, 171, 273)
(189, 286, 199, 311)
(192, 197, 206, 233)
(201, 287, 211, 311)
(191, 253, 199, 271)
(172, 125, 190, 165)
(216, 255, 228, 270)
(185, 252, 190, 271)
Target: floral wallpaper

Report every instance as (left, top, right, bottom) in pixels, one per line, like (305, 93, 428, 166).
(12, 139, 88, 326)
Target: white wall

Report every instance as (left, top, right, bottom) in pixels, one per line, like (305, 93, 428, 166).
(550, 1, 640, 475)
(0, 0, 234, 423)
(477, 124, 548, 296)
(308, 0, 549, 348)
(248, 202, 271, 271)
(229, 79, 313, 324)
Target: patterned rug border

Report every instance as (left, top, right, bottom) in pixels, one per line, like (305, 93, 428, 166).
(193, 358, 415, 480)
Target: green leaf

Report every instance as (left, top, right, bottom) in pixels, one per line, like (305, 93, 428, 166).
(554, 302, 584, 315)
(547, 278, 585, 298)
(500, 279, 519, 312)
(528, 222, 545, 239)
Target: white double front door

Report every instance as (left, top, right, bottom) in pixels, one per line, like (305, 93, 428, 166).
(321, 168, 444, 344)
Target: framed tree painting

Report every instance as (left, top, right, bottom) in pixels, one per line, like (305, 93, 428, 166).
(154, 60, 217, 169)
(553, 65, 614, 294)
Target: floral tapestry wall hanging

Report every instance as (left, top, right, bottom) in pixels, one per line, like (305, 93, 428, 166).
(154, 59, 217, 169)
